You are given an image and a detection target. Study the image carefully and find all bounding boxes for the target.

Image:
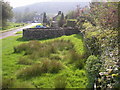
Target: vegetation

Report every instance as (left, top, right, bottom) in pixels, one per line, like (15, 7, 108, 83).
(1, 22, 25, 30)
(85, 55, 102, 87)
(2, 1, 119, 89)
(1, 0, 13, 28)
(0, 1, 27, 31)
(14, 10, 36, 23)
(15, 31, 23, 34)
(61, 1, 119, 89)
(58, 13, 65, 27)
(2, 34, 88, 88)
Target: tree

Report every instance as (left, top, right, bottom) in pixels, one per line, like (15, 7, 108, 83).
(90, 2, 119, 29)
(58, 13, 65, 27)
(1, 0, 13, 27)
(43, 12, 47, 24)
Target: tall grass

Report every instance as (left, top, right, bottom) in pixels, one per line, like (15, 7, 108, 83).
(18, 56, 34, 65)
(54, 75, 67, 89)
(64, 49, 85, 69)
(17, 59, 63, 78)
(2, 34, 88, 88)
(2, 78, 34, 88)
(14, 40, 74, 61)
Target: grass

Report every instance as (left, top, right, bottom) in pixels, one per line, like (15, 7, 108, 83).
(30, 23, 44, 28)
(16, 31, 23, 34)
(1, 22, 27, 31)
(2, 34, 89, 88)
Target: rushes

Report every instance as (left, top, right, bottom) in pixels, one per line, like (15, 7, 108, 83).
(17, 59, 64, 78)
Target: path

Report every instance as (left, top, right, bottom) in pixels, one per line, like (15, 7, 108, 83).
(0, 23, 40, 39)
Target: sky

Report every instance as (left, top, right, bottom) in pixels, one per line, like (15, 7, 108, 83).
(6, 0, 91, 8)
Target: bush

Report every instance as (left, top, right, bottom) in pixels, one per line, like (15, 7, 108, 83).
(85, 55, 101, 77)
(85, 55, 102, 87)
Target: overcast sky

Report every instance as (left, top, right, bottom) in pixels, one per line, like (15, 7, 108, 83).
(6, 0, 91, 8)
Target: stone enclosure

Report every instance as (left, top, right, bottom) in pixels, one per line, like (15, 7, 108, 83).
(23, 28, 80, 39)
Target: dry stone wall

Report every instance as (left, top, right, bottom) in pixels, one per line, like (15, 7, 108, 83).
(23, 28, 80, 39)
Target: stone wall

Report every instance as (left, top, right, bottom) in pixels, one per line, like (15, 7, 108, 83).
(23, 28, 80, 39)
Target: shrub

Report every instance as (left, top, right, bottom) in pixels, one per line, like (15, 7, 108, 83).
(85, 55, 102, 87)
(85, 55, 101, 77)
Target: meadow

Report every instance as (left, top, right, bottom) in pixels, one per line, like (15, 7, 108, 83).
(2, 34, 89, 88)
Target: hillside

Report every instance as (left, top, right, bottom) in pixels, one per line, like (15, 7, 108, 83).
(13, 2, 89, 15)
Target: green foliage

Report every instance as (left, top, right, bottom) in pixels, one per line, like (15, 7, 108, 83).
(85, 55, 102, 87)
(86, 55, 101, 77)
(90, 2, 119, 29)
(58, 69, 88, 88)
(1, 0, 13, 28)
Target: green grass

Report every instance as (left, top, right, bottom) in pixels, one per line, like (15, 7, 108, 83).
(2, 34, 88, 88)
(1, 22, 27, 31)
(30, 23, 43, 28)
(16, 31, 23, 34)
